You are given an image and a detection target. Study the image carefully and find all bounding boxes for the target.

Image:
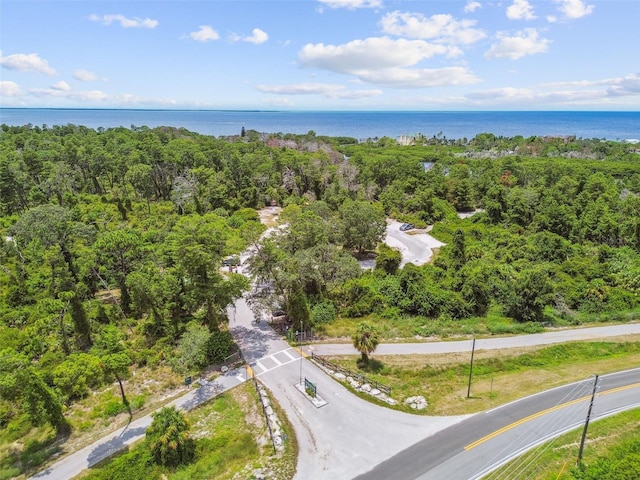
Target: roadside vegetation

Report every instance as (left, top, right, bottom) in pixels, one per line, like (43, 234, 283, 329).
(74, 381, 296, 480)
(326, 338, 640, 416)
(1, 123, 640, 476)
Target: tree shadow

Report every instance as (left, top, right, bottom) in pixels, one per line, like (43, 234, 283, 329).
(86, 425, 147, 467)
(356, 358, 385, 373)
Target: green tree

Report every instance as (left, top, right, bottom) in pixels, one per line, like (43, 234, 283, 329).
(166, 214, 245, 327)
(449, 229, 467, 272)
(504, 267, 554, 322)
(52, 352, 104, 402)
(310, 301, 337, 326)
(171, 322, 210, 374)
(374, 243, 402, 275)
(339, 200, 386, 253)
(10, 204, 94, 350)
(352, 321, 380, 364)
(125, 163, 155, 213)
(206, 329, 235, 363)
(145, 406, 195, 467)
(0, 348, 70, 434)
(94, 230, 143, 315)
(93, 325, 132, 418)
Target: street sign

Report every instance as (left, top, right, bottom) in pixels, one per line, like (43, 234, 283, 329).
(304, 378, 316, 398)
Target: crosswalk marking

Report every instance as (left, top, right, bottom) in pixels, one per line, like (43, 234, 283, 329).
(250, 347, 301, 377)
(282, 349, 296, 361)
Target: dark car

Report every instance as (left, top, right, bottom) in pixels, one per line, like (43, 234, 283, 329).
(222, 256, 241, 267)
(399, 223, 415, 231)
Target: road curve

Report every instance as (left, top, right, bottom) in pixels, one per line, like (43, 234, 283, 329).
(354, 368, 640, 480)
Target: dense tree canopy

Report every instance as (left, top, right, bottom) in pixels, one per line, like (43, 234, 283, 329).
(1, 122, 640, 471)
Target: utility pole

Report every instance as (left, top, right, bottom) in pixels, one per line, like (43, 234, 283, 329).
(298, 320, 303, 386)
(467, 338, 476, 398)
(577, 375, 599, 467)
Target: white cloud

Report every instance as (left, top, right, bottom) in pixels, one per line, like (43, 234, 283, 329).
(607, 73, 640, 96)
(506, 0, 536, 20)
(485, 28, 550, 60)
(299, 37, 459, 73)
(464, 73, 640, 107)
(554, 0, 595, 19)
(380, 11, 486, 44)
(51, 81, 70, 91)
(466, 86, 604, 105)
(0, 80, 23, 97)
(257, 82, 382, 99)
(464, 2, 482, 13)
(189, 25, 220, 42)
(73, 69, 100, 81)
(0, 53, 56, 75)
(317, 0, 382, 10)
(90, 14, 158, 28)
(355, 66, 480, 88)
(244, 28, 269, 45)
(28, 86, 176, 105)
(298, 37, 479, 88)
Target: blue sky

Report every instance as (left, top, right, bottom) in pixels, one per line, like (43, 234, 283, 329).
(1, 0, 639, 110)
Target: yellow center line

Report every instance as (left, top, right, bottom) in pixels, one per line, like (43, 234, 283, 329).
(464, 382, 640, 450)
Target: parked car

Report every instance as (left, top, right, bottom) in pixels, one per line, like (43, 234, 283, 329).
(399, 223, 415, 231)
(222, 256, 241, 267)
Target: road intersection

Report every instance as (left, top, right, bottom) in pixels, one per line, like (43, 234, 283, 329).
(30, 299, 640, 480)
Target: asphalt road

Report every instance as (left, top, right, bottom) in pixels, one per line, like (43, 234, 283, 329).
(30, 313, 640, 480)
(230, 297, 468, 480)
(354, 368, 640, 480)
(27, 217, 640, 479)
(306, 323, 640, 357)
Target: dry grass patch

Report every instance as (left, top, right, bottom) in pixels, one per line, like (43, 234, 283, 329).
(327, 338, 640, 416)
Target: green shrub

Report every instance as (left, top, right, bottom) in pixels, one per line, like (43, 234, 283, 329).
(311, 301, 337, 325)
(206, 330, 235, 363)
(103, 400, 128, 418)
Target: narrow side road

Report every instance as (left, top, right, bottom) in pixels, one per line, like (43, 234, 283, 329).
(305, 323, 640, 356)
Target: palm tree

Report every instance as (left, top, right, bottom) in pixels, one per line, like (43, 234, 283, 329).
(146, 407, 195, 467)
(352, 322, 380, 364)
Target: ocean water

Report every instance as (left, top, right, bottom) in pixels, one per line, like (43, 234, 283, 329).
(1, 109, 639, 142)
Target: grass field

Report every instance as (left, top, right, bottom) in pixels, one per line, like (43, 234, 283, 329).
(73, 381, 297, 480)
(324, 336, 640, 416)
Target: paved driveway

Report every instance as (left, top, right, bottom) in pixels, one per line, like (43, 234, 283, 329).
(229, 297, 468, 480)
